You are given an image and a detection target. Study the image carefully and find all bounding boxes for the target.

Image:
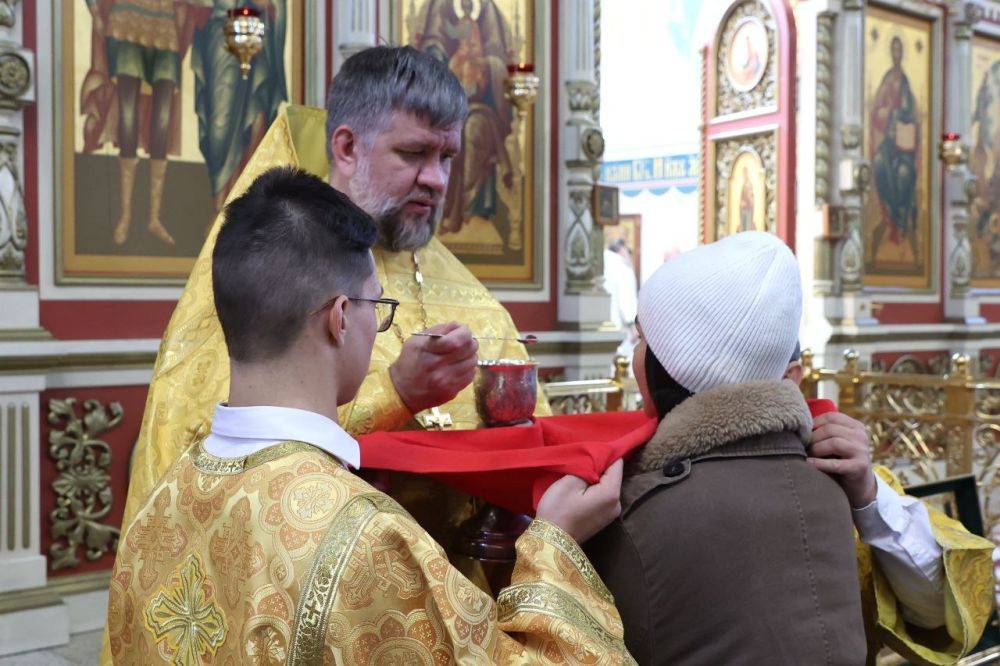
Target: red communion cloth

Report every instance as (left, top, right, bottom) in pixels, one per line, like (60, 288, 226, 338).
(359, 400, 837, 516)
(358, 411, 657, 516)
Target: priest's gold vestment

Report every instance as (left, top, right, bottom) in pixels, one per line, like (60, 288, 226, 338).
(117, 104, 549, 537)
(106, 439, 632, 664)
(857, 467, 996, 664)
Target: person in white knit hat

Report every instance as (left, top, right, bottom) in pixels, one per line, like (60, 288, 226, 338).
(585, 232, 868, 665)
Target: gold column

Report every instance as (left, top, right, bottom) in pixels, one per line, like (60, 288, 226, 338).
(836, 350, 861, 416)
(944, 354, 974, 477)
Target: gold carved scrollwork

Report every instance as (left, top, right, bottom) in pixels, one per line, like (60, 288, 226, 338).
(815, 12, 835, 205)
(715, 0, 777, 117)
(802, 351, 1000, 535)
(862, 356, 949, 484)
(0, 0, 19, 29)
(974, 389, 1000, 529)
(565, 188, 595, 292)
(543, 358, 638, 415)
(0, 132, 28, 280)
(955, 3, 984, 41)
(841, 123, 863, 151)
(860, 381, 948, 485)
(870, 354, 948, 375)
(548, 394, 605, 415)
(47, 397, 123, 570)
(0, 52, 29, 100)
(581, 128, 605, 163)
(566, 80, 598, 114)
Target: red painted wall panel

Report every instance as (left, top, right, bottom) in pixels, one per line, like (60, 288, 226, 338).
(979, 348, 1000, 377)
(41, 300, 175, 340)
(872, 301, 945, 325)
(980, 303, 1000, 323)
(871, 349, 949, 372)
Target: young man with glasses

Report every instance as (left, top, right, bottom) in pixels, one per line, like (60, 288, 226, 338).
(105, 166, 632, 664)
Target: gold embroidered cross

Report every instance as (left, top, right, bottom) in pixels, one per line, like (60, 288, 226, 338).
(144, 553, 227, 666)
(419, 406, 453, 430)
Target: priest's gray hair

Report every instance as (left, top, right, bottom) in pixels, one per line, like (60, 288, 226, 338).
(325, 46, 469, 156)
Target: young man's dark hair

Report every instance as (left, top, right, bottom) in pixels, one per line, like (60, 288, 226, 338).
(212, 166, 377, 362)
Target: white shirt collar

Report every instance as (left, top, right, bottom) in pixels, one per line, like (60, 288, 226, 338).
(202, 403, 361, 469)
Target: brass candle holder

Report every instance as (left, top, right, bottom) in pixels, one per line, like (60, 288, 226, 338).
(939, 132, 967, 170)
(504, 63, 539, 122)
(225, 7, 266, 80)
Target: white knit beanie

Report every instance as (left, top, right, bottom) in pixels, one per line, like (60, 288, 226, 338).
(638, 231, 802, 394)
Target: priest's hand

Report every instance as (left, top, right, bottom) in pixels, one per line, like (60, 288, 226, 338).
(390, 322, 479, 414)
(536, 459, 624, 543)
(807, 412, 878, 509)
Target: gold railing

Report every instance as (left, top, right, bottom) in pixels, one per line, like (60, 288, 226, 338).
(802, 349, 1000, 536)
(542, 356, 639, 414)
(544, 350, 999, 534)
(547, 352, 998, 660)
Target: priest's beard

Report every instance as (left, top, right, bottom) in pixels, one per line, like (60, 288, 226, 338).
(350, 158, 440, 252)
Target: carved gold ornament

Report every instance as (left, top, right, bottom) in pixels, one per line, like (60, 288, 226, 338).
(815, 12, 835, 205)
(543, 356, 637, 415)
(0, 0, 20, 29)
(715, 0, 777, 116)
(582, 128, 606, 162)
(0, 52, 29, 99)
(0, 132, 27, 279)
(47, 397, 123, 570)
(801, 350, 1000, 535)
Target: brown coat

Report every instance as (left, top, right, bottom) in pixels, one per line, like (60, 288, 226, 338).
(585, 380, 867, 665)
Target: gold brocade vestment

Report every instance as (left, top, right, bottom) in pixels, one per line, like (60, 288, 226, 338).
(858, 467, 996, 665)
(106, 440, 633, 664)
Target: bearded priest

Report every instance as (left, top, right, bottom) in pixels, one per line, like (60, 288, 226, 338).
(115, 46, 551, 576)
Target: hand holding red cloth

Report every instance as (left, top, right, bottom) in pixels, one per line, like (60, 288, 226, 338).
(358, 411, 657, 515)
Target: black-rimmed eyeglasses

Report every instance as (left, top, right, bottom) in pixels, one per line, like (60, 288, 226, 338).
(311, 296, 399, 333)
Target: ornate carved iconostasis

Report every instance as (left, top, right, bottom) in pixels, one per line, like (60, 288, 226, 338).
(699, 0, 1000, 363)
(701, 0, 796, 246)
(795, 0, 1000, 334)
(697, 0, 1000, 561)
(0, 1, 622, 655)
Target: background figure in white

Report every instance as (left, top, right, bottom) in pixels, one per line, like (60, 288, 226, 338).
(604, 238, 639, 359)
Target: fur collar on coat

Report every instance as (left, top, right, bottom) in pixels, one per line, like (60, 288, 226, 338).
(631, 379, 812, 474)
